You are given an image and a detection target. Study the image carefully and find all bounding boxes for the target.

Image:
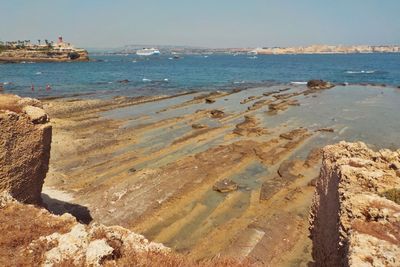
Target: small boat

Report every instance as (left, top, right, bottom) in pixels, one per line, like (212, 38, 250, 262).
(247, 50, 258, 55)
(136, 48, 160, 56)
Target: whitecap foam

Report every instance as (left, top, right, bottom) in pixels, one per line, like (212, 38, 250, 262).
(142, 78, 151, 82)
(345, 70, 376, 74)
(35, 71, 42, 75)
(290, 81, 307, 85)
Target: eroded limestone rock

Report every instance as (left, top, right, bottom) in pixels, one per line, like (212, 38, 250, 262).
(309, 141, 400, 267)
(0, 95, 51, 204)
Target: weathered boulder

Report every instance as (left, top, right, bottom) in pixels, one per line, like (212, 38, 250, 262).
(213, 179, 238, 193)
(0, 94, 51, 204)
(307, 80, 334, 90)
(309, 142, 400, 267)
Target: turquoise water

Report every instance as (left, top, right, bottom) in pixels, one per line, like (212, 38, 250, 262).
(0, 53, 399, 98)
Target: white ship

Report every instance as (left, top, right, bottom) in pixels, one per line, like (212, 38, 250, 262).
(136, 48, 161, 56)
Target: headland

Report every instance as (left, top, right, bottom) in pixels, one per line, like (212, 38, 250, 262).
(0, 36, 89, 63)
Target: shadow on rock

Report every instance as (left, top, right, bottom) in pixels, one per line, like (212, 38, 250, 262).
(41, 193, 93, 224)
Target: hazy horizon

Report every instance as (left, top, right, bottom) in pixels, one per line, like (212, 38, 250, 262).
(1, 0, 400, 48)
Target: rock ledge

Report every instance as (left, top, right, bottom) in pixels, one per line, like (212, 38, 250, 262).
(309, 141, 400, 267)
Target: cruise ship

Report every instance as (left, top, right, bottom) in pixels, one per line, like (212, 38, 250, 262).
(136, 48, 161, 56)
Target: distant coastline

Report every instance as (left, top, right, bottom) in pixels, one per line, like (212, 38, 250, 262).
(105, 44, 400, 56)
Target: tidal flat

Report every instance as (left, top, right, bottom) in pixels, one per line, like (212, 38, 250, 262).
(41, 83, 400, 266)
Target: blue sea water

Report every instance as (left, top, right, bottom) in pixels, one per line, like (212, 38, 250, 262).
(0, 53, 399, 98)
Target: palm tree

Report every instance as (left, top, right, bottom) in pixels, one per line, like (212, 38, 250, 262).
(38, 39, 41, 45)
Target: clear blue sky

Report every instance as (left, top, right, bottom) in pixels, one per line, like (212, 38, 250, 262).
(1, 0, 399, 48)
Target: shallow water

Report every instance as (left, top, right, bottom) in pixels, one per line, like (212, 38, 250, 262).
(1, 53, 400, 98)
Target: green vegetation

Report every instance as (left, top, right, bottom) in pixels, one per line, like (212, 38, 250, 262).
(380, 188, 400, 204)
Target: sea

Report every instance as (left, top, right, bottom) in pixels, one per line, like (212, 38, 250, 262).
(0, 53, 399, 98)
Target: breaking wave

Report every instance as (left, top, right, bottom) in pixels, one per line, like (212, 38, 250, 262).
(290, 81, 307, 85)
(345, 70, 376, 74)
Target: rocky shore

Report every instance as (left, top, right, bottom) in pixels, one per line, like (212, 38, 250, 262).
(1, 81, 399, 266)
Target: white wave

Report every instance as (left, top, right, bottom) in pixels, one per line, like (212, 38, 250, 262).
(345, 70, 376, 74)
(142, 78, 151, 82)
(290, 81, 307, 85)
(35, 72, 42, 75)
(164, 78, 169, 82)
(233, 81, 245, 84)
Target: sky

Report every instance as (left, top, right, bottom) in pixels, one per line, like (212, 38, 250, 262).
(1, 0, 400, 48)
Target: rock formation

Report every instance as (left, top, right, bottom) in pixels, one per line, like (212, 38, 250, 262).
(309, 142, 400, 267)
(307, 80, 335, 90)
(0, 193, 169, 266)
(0, 48, 89, 63)
(0, 94, 51, 204)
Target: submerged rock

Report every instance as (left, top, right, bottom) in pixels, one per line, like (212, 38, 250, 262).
(279, 128, 308, 140)
(117, 79, 130, 83)
(213, 179, 238, 193)
(233, 115, 267, 136)
(316, 127, 334, 133)
(210, 109, 225, 119)
(205, 98, 216, 104)
(192, 123, 208, 129)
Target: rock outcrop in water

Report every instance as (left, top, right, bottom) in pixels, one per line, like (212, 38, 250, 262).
(0, 94, 51, 204)
(309, 142, 400, 267)
(307, 80, 334, 90)
(0, 39, 89, 63)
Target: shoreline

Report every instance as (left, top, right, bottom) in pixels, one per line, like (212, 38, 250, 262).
(3, 81, 399, 102)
